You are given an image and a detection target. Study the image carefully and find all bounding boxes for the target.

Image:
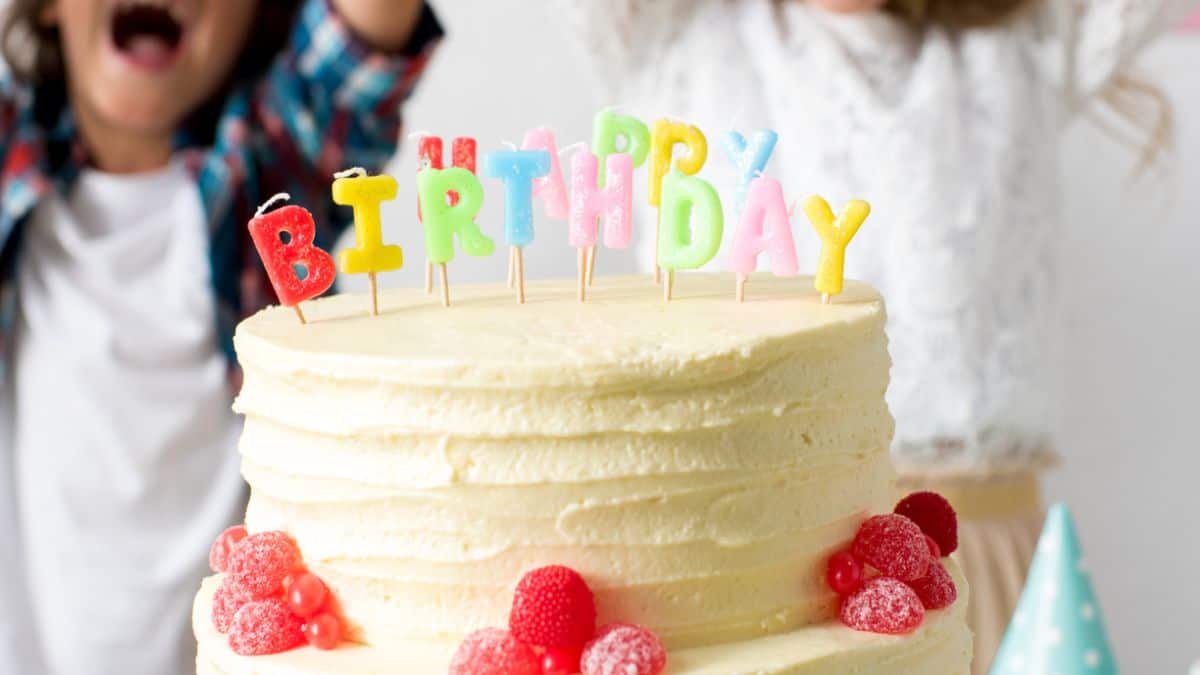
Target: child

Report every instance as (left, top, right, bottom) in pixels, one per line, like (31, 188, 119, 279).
(564, 0, 1191, 672)
(0, 1, 440, 673)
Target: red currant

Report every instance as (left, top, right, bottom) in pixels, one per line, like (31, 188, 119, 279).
(304, 612, 342, 650)
(826, 550, 864, 596)
(286, 572, 329, 618)
(542, 645, 584, 675)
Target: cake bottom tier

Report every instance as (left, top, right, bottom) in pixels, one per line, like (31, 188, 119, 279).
(193, 562, 973, 675)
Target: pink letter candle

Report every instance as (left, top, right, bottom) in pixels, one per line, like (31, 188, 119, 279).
(730, 175, 799, 302)
(521, 128, 569, 219)
(569, 151, 633, 302)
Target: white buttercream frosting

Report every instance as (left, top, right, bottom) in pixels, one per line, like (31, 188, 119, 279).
(195, 273, 971, 672)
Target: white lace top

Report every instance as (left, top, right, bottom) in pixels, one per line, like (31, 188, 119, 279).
(563, 0, 1192, 475)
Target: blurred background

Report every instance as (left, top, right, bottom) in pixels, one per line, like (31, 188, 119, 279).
(340, 2, 1200, 672)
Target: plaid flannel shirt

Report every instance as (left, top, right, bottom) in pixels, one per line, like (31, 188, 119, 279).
(0, 0, 441, 385)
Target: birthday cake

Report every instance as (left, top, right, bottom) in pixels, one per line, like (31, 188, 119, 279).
(192, 274, 973, 674)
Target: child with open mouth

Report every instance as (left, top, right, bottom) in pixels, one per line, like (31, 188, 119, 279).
(0, 1, 441, 673)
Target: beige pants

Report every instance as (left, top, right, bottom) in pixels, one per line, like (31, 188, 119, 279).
(899, 471, 1044, 675)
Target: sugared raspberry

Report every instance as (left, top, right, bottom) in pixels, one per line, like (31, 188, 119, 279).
(894, 492, 958, 555)
(448, 628, 541, 675)
(286, 572, 328, 618)
(924, 534, 942, 560)
(228, 598, 305, 655)
(542, 645, 584, 675)
(211, 576, 253, 634)
(909, 560, 957, 610)
(509, 565, 596, 648)
(826, 550, 865, 596)
(209, 525, 248, 573)
(851, 514, 930, 581)
(839, 577, 925, 635)
(581, 623, 667, 675)
(303, 612, 343, 650)
(226, 531, 300, 598)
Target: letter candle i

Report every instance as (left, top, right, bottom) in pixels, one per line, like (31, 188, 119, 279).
(802, 196, 870, 304)
(649, 119, 708, 284)
(331, 168, 402, 316)
(484, 149, 551, 304)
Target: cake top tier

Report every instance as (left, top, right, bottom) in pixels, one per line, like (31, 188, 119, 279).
(235, 273, 884, 389)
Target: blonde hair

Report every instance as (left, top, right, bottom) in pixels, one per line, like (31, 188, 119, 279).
(886, 0, 1173, 174)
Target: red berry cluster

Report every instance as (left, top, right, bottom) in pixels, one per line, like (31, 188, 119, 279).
(208, 525, 345, 655)
(450, 565, 667, 675)
(824, 492, 959, 635)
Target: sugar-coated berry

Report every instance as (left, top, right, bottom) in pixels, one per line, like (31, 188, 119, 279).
(894, 491, 959, 556)
(286, 572, 328, 618)
(851, 514, 930, 582)
(924, 534, 941, 560)
(228, 598, 305, 655)
(825, 550, 865, 596)
(448, 627, 541, 675)
(839, 577, 926, 635)
(227, 531, 300, 598)
(209, 525, 248, 573)
(909, 560, 958, 610)
(581, 623, 667, 675)
(303, 612, 343, 650)
(211, 576, 253, 634)
(542, 645, 584, 675)
(509, 565, 597, 648)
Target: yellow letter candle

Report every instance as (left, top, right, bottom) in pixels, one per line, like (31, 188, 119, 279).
(802, 195, 870, 303)
(332, 168, 402, 316)
(657, 171, 724, 301)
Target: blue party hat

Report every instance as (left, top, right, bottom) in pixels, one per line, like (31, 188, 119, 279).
(990, 504, 1117, 675)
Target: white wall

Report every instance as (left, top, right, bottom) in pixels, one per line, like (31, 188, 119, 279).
(1049, 36, 1200, 675)
(374, 4, 1200, 673)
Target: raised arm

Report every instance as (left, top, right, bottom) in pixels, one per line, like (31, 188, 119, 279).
(332, 0, 427, 51)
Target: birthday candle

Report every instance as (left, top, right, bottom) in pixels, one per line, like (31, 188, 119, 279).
(658, 171, 724, 300)
(332, 169, 402, 315)
(648, 119, 707, 207)
(802, 195, 870, 302)
(569, 151, 633, 250)
(722, 129, 778, 215)
(246, 197, 336, 324)
(521, 128, 569, 219)
(484, 150, 551, 248)
(416, 167, 492, 262)
(592, 110, 650, 187)
(730, 176, 799, 301)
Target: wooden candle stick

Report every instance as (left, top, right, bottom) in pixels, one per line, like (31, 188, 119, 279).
(514, 246, 526, 304)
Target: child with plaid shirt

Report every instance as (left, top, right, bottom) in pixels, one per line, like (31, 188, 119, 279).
(0, 1, 440, 672)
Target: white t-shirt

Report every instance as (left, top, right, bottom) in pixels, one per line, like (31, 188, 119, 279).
(563, 0, 1193, 474)
(7, 159, 244, 674)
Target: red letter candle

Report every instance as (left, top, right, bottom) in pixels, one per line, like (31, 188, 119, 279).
(247, 193, 337, 324)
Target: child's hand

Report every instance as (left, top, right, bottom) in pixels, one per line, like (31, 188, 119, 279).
(809, 0, 886, 14)
(332, 0, 426, 50)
